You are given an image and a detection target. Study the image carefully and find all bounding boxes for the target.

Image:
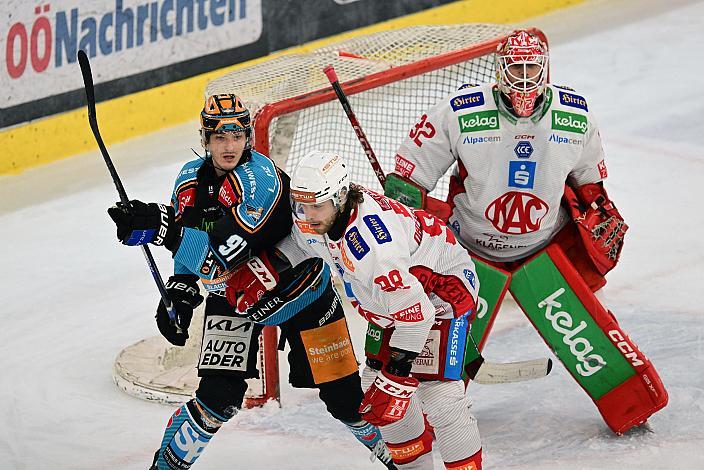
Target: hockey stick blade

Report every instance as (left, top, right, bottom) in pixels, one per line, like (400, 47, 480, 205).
(77, 50, 180, 331)
(473, 358, 552, 385)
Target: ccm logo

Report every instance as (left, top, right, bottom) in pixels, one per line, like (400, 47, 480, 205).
(608, 330, 645, 367)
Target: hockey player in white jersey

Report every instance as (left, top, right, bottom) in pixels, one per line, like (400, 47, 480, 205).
(384, 29, 667, 434)
(228, 150, 484, 469)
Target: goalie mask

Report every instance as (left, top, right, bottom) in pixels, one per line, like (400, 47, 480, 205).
(200, 93, 251, 149)
(290, 151, 350, 222)
(495, 30, 549, 117)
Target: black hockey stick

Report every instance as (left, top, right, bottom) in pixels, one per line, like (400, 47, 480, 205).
(323, 64, 552, 384)
(324, 65, 387, 186)
(77, 50, 180, 332)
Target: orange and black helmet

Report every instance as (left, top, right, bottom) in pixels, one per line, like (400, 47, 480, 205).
(200, 94, 251, 146)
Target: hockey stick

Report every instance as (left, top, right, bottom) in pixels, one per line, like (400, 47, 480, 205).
(77, 50, 181, 332)
(323, 66, 386, 186)
(323, 65, 552, 384)
(473, 358, 552, 385)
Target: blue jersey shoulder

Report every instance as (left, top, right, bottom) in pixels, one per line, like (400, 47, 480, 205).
(174, 157, 204, 190)
(230, 151, 283, 230)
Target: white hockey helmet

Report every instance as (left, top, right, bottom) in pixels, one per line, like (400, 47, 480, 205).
(290, 150, 350, 217)
(495, 30, 549, 117)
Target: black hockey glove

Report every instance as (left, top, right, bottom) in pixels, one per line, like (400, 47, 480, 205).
(107, 200, 183, 251)
(156, 275, 204, 346)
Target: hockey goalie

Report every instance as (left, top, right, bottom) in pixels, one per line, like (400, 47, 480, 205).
(384, 29, 668, 434)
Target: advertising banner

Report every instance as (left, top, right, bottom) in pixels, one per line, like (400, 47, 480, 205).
(2, 0, 263, 109)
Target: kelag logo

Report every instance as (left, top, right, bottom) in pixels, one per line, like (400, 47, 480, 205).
(514, 140, 533, 158)
(552, 110, 588, 134)
(4, 0, 262, 107)
(458, 110, 499, 133)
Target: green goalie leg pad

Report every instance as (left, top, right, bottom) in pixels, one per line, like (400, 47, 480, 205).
(462, 258, 511, 380)
(508, 244, 668, 434)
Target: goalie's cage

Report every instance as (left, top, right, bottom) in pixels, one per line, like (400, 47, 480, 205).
(113, 24, 547, 408)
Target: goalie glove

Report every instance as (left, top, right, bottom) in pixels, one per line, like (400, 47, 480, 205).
(226, 252, 279, 312)
(564, 183, 628, 275)
(384, 173, 451, 222)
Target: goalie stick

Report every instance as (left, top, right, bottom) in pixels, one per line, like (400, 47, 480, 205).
(323, 64, 552, 384)
(77, 50, 181, 333)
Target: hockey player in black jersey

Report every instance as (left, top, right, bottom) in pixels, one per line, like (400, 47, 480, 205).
(107, 94, 395, 469)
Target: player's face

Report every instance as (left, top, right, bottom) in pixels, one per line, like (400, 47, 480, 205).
(301, 200, 338, 235)
(505, 63, 542, 87)
(208, 131, 247, 174)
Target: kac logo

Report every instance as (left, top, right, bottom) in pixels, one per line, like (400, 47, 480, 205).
(514, 140, 533, 158)
(485, 191, 548, 234)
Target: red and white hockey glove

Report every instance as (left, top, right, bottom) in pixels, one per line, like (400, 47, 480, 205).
(226, 252, 279, 312)
(360, 369, 419, 427)
(564, 183, 628, 275)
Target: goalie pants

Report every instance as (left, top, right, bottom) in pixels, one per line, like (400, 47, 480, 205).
(482, 220, 606, 292)
(196, 281, 363, 423)
(361, 366, 481, 468)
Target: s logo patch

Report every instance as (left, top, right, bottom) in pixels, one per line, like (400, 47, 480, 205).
(508, 161, 537, 189)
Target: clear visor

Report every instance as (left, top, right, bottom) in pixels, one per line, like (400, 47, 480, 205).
(290, 197, 336, 222)
(498, 55, 548, 93)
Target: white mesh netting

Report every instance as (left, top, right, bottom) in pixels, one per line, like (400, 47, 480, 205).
(206, 24, 514, 199)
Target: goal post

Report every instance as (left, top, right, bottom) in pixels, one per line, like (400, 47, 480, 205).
(113, 24, 546, 408)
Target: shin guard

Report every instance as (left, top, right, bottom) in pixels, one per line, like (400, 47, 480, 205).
(386, 430, 434, 467)
(344, 421, 397, 469)
(445, 448, 482, 470)
(153, 398, 230, 469)
(509, 244, 668, 434)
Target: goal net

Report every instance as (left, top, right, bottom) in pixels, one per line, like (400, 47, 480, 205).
(113, 23, 544, 407)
